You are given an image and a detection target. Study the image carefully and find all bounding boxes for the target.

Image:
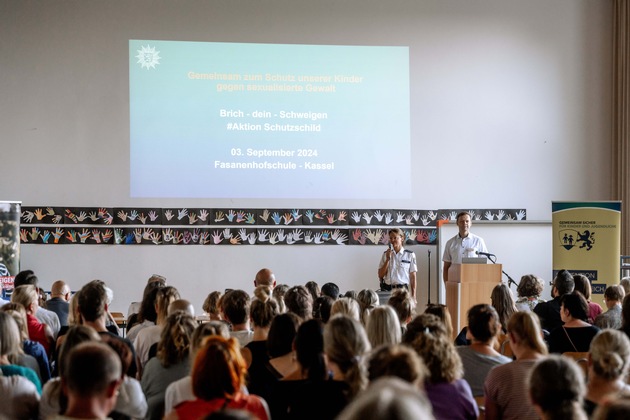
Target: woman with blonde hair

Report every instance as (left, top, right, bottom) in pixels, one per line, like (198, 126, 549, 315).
(164, 336, 270, 419)
(366, 305, 401, 348)
(1, 302, 50, 383)
(583, 330, 630, 415)
(330, 297, 361, 322)
(134, 285, 181, 376)
(324, 315, 371, 399)
(515, 274, 545, 312)
(0, 311, 41, 393)
(11, 285, 54, 356)
(529, 355, 587, 420)
(356, 289, 379, 326)
(142, 311, 197, 420)
(484, 311, 548, 420)
(404, 314, 477, 420)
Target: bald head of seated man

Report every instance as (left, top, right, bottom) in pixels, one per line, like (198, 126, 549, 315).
(254, 268, 276, 288)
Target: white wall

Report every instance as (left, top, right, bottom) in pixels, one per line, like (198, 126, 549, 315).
(1, 0, 612, 312)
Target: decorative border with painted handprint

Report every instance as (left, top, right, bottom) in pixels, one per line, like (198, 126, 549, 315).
(18, 206, 525, 247)
(113, 208, 163, 225)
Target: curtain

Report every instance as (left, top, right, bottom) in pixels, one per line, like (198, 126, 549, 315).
(612, 0, 630, 256)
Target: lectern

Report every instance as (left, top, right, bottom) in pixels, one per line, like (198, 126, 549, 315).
(446, 263, 502, 338)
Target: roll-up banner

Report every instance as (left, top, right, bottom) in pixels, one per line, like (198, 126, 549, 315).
(0, 201, 21, 296)
(552, 201, 621, 295)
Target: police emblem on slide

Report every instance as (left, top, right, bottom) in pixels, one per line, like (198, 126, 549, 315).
(136, 45, 161, 70)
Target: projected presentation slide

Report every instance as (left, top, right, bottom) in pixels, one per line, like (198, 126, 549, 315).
(130, 40, 411, 199)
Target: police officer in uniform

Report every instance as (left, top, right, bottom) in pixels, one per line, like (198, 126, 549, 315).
(378, 228, 418, 302)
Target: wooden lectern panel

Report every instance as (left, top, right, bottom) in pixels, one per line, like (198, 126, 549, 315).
(446, 264, 502, 338)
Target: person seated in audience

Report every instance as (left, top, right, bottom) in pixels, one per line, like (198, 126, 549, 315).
(424, 303, 454, 339)
(336, 377, 434, 420)
(595, 285, 625, 329)
(534, 269, 575, 333)
(491, 283, 517, 334)
(367, 343, 427, 387)
(515, 274, 545, 312)
(78, 280, 138, 378)
(254, 268, 276, 289)
(202, 291, 223, 321)
(324, 315, 371, 401)
(456, 304, 511, 396)
(13, 270, 60, 337)
(304, 280, 320, 302)
(528, 355, 587, 420)
(1, 302, 50, 383)
(59, 342, 124, 420)
(330, 297, 361, 322)
(221, 289, 254, 347)
(583, 330, 630, 415)
(621, 294, 630, 339)
(164, 321, 230, 413)
(142, 311, 196, 420)
(266, 313, 300, 378)
(620, 277, 630, 296)
(284, 285, 313, 321)
(52, 289, 82, 376)
(593, 394, 630, 420)
(46, 280, 71, 327)
(41, 325, 148, 419)
(484, 311, 548, 420)
(127, 274, 167, 321)
(313, 295, 334, 323)
(547, 291, 600, 353)
(357, 289, 379, 326)
(0, 368, 40, 420)
(573, 274, 603, 323)
(403, 313, 478, 420)
(0, 312, 42, 393)
(321, 282, 340, 300)
(164, 336, 270, 420)
(133, 285, 180, 375)
(366, 305, 401, 348)
(270, 318, 355, 420)
(272, 284, 289, 313)
(343, 290, 357, 300)
(241, 286, 279, 404)
(387, 288, 415, 334)
(126, 281, 164, 341)
(11, 284, 55, 356)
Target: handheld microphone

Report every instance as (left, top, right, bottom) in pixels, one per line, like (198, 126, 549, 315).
(476, 251, 496, 258)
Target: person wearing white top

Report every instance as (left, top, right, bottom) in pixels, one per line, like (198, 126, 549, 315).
(442, 211, 488, 283)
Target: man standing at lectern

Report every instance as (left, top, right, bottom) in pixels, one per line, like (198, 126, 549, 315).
(378, 228, 417, 302)
(442, 211, 488, 283)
